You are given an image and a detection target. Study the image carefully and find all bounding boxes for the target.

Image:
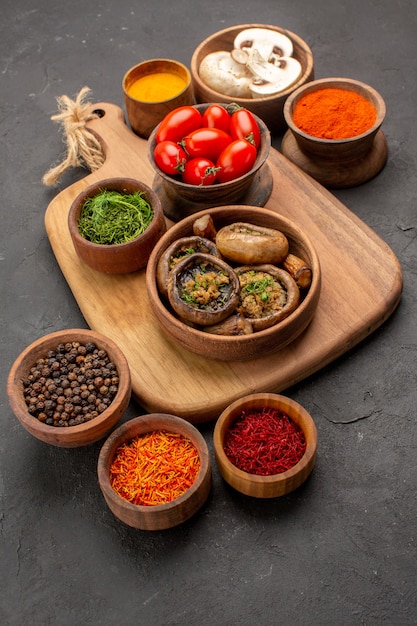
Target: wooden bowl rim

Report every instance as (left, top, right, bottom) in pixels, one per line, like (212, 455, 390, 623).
(147, 103, 271, 190)
(213, 393, 318, 484)
(97, 413, 211, 513)
(283, 77, 386, 144)
(7, 328, 131, 438)
(190, 23, 314, 103)
(68, 177, 164, 251)
(146, 205, 321, 348)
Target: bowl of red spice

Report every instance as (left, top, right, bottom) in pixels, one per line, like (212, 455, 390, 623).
(213, 393, 318, 498)
(68, 177, 167, 274)
(282, 77, 388, 188)
(97, 413, 212, 530)
(7, 329, 132, 448)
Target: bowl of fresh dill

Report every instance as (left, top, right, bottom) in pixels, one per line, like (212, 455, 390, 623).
(68, 177, 167, 274)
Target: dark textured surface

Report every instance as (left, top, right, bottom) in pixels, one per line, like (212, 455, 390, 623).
(1, 2, 416, 625)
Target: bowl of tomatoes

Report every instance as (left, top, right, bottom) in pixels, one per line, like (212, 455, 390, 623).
(147, 103, 272, 222)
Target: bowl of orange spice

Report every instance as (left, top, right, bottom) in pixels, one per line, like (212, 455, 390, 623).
(281, 77, 388, 188)
(97, 413, 212, 530)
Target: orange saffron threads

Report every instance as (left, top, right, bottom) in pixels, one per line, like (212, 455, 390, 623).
(292, 87, 377, 140)
(109, 430, 200, 506)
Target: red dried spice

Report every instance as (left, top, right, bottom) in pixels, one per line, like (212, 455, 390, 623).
(224, 408, 306, 476)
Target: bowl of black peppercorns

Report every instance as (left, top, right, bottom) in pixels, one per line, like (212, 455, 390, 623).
(7, 329, 132, 447)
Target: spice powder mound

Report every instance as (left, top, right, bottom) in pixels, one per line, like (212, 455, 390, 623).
(110, 430, 201, 506)
(224, 408, 306, 476)
(292, 87, 377, 140)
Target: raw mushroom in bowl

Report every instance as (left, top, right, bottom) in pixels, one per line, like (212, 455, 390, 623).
(199, 26, 302, 99)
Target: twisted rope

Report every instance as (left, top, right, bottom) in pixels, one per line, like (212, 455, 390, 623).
(42, 86, 105, 186)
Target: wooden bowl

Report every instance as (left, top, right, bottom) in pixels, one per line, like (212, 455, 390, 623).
(68, 177, 166, 274)
(145, 205, 321, 361)
(97, 413, 212, 530)
(122, 58, 195, 139)
(7, 329, 131, 448)
(282, 77, 388, 188)
(147, 103, 272, 222)
(213, 393, 318, 498)
(190, 24, 314, 134)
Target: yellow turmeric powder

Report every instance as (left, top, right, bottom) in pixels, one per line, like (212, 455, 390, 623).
(127, 72, 187, 102)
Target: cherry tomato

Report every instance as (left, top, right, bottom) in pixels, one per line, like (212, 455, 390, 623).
(182, 128, 233, 161)
(155, 106, 202, 144)
(182, 157, 219, 186)
(230, 108, 261, 148)
(216, 139, 257, 183)
(202, 104, 231, 133)
(153, 141, 187, 176)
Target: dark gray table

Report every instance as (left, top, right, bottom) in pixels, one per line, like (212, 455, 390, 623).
(1, 1, 416, 624)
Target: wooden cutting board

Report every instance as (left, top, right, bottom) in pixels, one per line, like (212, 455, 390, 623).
(44, 102, 403, 423)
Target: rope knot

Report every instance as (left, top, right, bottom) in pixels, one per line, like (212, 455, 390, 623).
(42, 86, 105, 186)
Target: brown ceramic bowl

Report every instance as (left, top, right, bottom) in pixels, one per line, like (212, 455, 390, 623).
(7, 329, 131, 448)
(282, 77, 388, 188)
(213, 393, 318, 498)
(190, 24, 314, 135)
(97, 413, 212, 530)
(147, 103, 272, 221)
(68, 177, 166, 274)
(145, 205, 321, 361)
(123, 58, 195, 139)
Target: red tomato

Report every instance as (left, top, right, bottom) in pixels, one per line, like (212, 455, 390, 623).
(153, 141, 187, 176)
(155, 106, 202, 144)
(230, 108, 261, 148)
(202, 104, 231, 133)
(182, 157, 219, 186)
(182, 128, 232, 161)
(216, 140, 257, 183)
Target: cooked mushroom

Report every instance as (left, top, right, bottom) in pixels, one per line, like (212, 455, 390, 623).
(283, 253, 312, 289)
(156, 236, 221, 298)
(235, 265, 300, 331)
(192, 214, 217, 241)
(167, 253, 240, 326)
(203, 313, 254, 336)
(216, 222, 289, 265)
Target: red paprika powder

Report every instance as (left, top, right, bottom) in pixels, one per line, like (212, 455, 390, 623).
(292, 87, 377, 140)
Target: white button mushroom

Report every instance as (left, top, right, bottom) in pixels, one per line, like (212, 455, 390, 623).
(249, 57, 302, 97)
(232, 27, 302, 98)
(233, 27, 294, 64)
(198, 28, 303, 99)
(198, 50, 253, 98)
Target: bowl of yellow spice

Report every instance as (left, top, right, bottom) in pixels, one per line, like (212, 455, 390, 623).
(123, 59, 195, 138)
(282, 77, 388, 188)
(68, 177, 166, 274)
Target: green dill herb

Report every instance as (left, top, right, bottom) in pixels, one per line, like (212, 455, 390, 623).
(242, 274, 274, 303)
(78, 189, 154, 245)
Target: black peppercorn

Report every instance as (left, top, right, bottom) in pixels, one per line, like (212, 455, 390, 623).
(23, 341, 119, 427)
